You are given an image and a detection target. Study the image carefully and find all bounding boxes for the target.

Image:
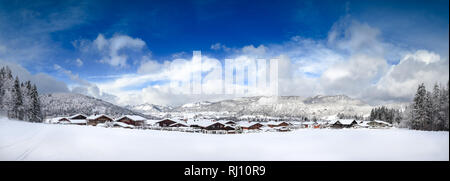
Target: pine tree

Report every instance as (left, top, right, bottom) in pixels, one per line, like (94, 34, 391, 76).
(431, 83, 441, 130)
(0, 67, 4, 108)
(412, 83, 427, 130)
(12, 76, 24, 120)
(30, 85, 43, 122)
(441, 81, 449, 130)
(21, 81, 33, 121)
(424, 91, 433, 130)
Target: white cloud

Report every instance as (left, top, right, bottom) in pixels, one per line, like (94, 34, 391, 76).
(54, 64, 118, 103)
(75, 58, 83, 67)
(370, 50, 449, 102)
(137, 56, 166, 74)
(241, 45, 267, 56)
(93, 34, 146, 67)
(73, 17, 448, 106)
(210, 43, 231, 51)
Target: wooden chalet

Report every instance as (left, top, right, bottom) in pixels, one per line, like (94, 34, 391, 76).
(247, 123, 264, 130)
(57, 117, 70, 124)
(69, 114, 87, 120)
(205, 122, 227, 130)
(87, 114, 113, 126)
(156, 119, 177, 127)
(224, 121, 236, 126)
(267, 121, 290, 128)
(170, 122, 188, 127)
(330, 120, 358, 128)
(115, 115, 146, 127)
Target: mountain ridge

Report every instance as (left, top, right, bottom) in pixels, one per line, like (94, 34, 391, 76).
(126, 95, 402, 118)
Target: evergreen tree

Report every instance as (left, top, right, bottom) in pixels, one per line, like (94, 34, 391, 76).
(11, 77, 23, 120)
(12, 76, 24, 120)
(411, 83, 427, 130)
(441, 81, 449, 130)
(423, 91, 433, 130)
(431, 83, 441, 130)
(30, 85, 43, 122)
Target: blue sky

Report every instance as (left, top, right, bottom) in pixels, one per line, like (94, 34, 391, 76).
(0, 0, 448, 105)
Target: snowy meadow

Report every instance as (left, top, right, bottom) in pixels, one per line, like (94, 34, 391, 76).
(0, 117, 448, 161)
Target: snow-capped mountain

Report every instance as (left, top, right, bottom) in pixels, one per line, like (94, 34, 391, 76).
(172, 95, 373, 118)
(124, 103, 173, 114)
(127, 95, 379, 119)
(40, 93, 148, 118)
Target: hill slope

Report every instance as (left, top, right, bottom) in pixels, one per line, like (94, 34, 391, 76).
(39, 93, 146, 118)
(127, 95, 376, 118)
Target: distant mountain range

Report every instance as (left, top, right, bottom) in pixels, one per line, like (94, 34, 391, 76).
(126, 95, 410, 119)
(39, 93, 149, 118)
(39, 92, 410, 119)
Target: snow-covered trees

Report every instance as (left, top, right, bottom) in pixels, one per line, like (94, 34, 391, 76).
(0, 66, 43, 122)
(369, 106, 402, 124)
(408, 82, 449, 131)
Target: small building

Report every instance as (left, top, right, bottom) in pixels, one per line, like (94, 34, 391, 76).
(248, 123, 264, 130)
(224, 121, 237, 126)
(67, 114, 87, 125)
(69, 114, 87, 120)
(56, 117, 70, 124)
(330, 119, 358, 128)
(68, 119, 87, 125)
(205, 122, 227, 130)
(156, 119, 177, 127)
(267, 121, 290, 128)
(87, 114, 113, 126)
(277, 126, 290, 132)
(170, 122, 188, 127)
(110, 122, 135, 129)
(115, 115, 146, 127)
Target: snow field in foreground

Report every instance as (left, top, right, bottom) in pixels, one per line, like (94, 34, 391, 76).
(0, 117, 448, 161)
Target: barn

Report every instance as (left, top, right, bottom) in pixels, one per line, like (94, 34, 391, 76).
(69, 114, 87, 120)
(248, 123, 264, 130)
(205, 122, 227, 130)
(170, 122, 188, 127)
(266, 121, 290, 128)
(156, 119, 177, 127)
(87, 114, 113, 126)
(330, 120, 358, 128)
(224, 121, 236, 126)
(56, 117, 70, 124)
(115, 115, 146, 127)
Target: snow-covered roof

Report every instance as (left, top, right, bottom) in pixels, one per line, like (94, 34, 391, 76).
(87, 114, 112, 120)
(264, 121, 288, 125)
(330, 119, 358, 125)
(112, 122, 135, 128)
(69, 114, 87, 119)
(146, 119, 161, 125)
(237, 121, 261, 127)
(186, 119, 217, 127)
(115, 115, 146, 122)
(169, 122, 188, 127)
(48, 117, 69, 123)
(69, 119, 87, 124)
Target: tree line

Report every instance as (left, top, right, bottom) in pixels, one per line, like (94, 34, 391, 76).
(0, 66, 43, 122)
(369, 106, 402, 124)
(337, 113, 365, 120)
(369, 82, 449, 131)
(408, 82, 449, 131)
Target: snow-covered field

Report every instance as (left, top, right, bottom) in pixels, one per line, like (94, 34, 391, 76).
(0, 117, 448, 161)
